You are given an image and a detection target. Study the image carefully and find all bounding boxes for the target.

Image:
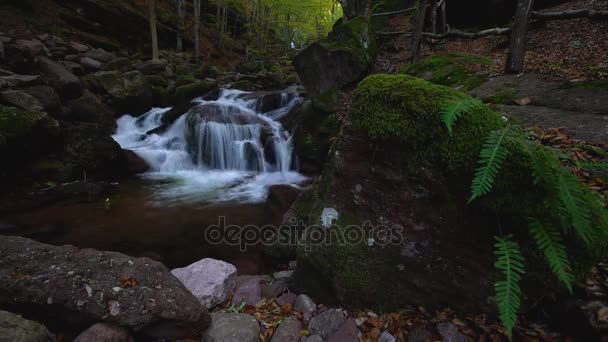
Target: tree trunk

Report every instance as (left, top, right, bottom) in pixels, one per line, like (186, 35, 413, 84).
(439, 0, 447, 34)
(193, 0, 201, 60)
(338, 0, 371, 19)
(430, 0, 437, 34)
(176, 0, 184, 51)
(505, 0, 534, 74)
(411, 0, 429, 63)
(148, 0, 159, 60)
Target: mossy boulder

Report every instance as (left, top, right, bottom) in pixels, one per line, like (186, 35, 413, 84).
(0, 105, 59, 147)
(293, 16, 377, 97)
(85, 70, 154, 114)
(400, 53, 494, 91)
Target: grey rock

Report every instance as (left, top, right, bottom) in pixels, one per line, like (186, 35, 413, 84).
(308, 309, 346, 339)
(202, 313, 259, 342)
(23, 86, 61, 111)
(64, 90, 113, 123)
(60, 61, 85, 76)
(436, 322, 468, 342)
(0, 236, 211, 339)
(232, 278, 262, 306)
(277, 292, 297, 306)
(84, 48, 114, 62)
(270, 316, 302, 342)
(274, 270, 294, 280)
(328, 319, 358, 342)
(171, 258, 237, 309)
(0, 74, 41, 88)
(0, 39, 4, 60)
(0, 90, 44, 112)
(0, 310, 54, 342)
(261, 278, 288, 298)
(64, 54, 81, 62)
(406, 327, 431, 342)
(37, 57, 82, 100)
(74, 323, 133, 342)
(236, 274, 272, 287)
(294, 294, 316, 314)
(69, 41, 89, 53)
(15, 39, 45, 57)
(138, 59, 168, 75)
(303, 335, 324, 342)
(80, 57, 102, 72)
(381, 330, 398, 342)
(37, 34, 50, 42)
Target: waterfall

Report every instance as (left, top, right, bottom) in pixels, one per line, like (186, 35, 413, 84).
(112, 89, 305, 205)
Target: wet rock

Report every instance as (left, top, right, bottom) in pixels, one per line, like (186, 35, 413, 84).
(63, 90, 113, 123)
(0, 90, 44, 112)
(294, 294, 317, 314)
(22, 86, 61, 111)
(69, 41, 89, 53)
(137, 59, 168, 75)
(171, 258, 237, 309)
(0, 74, 41, 88)
(85, 70, 152, 114)
(80, 57, 102, 72)
(37, 56, 82, 100)
(74, 323, 133, 342)
(406, 327, 431, 342)
(202, 313, 260, 342)
(0, 105, 59, 147)
(436, 322, 468, 342)
(328, 318, 358, 342)
(270, 316, 302, 342)
(309, 309, 346, 339)
(232, 278, 262, 306)
(60, 61, 85, 76)
(0, 236, 211, 339)
(0, 310, 54, 342)
(0, 39, 4, 60)
(84, 48, 115, 63)
(102, 57, 133, 72)
(277, 292, 297, 306)
(123, 149, 149, 174)
(267, 184, 300, 217)
(186, 103, 269, 127)
(15, 39, 46, 57)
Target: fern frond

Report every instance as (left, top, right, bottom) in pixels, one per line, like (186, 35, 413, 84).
(494, 234, 525, 340)
(529, 219, 575, 293)
(556, 169, 593, 244)
(469, 127, 511, 202)
(441, 97, 484, 135)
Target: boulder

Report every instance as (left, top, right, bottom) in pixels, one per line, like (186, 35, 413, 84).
(0, 90, 44, 112)
(15, 39, 46, 57)
(63, 91, 114, 124)
(84, 48, 115, 63)
(74, 323, 133, 342)
(37, 57, 82, 100)
(85, 70, 153, 114)
(303, 335, 324, 342)
(186, 103, 270, 126)
(328, 319, 358, 342)
(69, 41, 89, 53)
(102, 58, 133, 72)
(406, 328, 431, 342)
(0, 74, 41, 88)
(277, 292, 297, 306)
(294, 294, 317, 314)
(232, 278, 262, 306)
(171, 258, 237, 309)
(308, 309, 346, 339)
(80, 57, 102, 72)
(0, 39, 4, 60)
(202, 313, 260, 342)
(123, 149, 149, 174)
(137, 59, 168, 75)
(261, 277, 289, 298)
(0, 236, 211, 339)
(0, 105, 59, 148)
(0, 310, 54, 342)
(22, 86, 61, 111)
(436, 323, 468, 342)
(293, 17, 376, 97)
(60, 61, 85, 76)
(270, 316, 302, 342)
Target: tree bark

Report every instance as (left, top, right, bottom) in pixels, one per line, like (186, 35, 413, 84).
(148, 0, 159, 60)
(438, 0, 447, 34)
(176, 0, 184, 51)
(193, 0, 201, 60)
(371, 7, 415, 17)
(411, 0, 429, 63)
(532, 9, 608, 20)
(505, 0, 534, 74)
(429, 0, 437, 34)
(338, 0, 371, 19)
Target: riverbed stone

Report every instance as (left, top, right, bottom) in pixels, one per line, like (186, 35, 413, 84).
(22, 86, 61, 111)
(406, 327, 431, 342)
(202, 313, 260, 342)
(261, 277, 289, 298)
(0, 310, 54, 342)
(37, 56, 82, 100)
(328, 318, 359, 342)
(74, 323, 133, 342)
(171, 258, 237, 309)
(232, 278, 262, 306)
(137, 59, 167, 75)
(436, 322, 468, 342)
(0, 236, 211, 339)
(15, 39, 45, 57)
(309, 309, 346, 339)
(80, 57, 102, 72)
(270, 316, 302, 342)
(0, 90, 44, 112)
(277, 292, 297, 306)
(294, 294, 316, 314)
(303, 335, 324, 342)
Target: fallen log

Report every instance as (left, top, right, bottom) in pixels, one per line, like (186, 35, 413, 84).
(371, 7, 415, 17)
(532, 9, 608, 20)
(378, 27, 511, 39)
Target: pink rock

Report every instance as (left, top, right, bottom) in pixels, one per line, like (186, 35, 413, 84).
(232, 278, 261, 306)
(277, 292, 297, 306)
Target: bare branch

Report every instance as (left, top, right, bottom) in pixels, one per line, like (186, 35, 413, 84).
(371, 7, 415, 17)
(532, 9, 608, 20)
(424, 27, 511, 39)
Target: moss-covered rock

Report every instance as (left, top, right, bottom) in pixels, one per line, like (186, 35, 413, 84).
(85, 70, 154, 114)
(401, 53, 494, 91)
(293, 16, 377, 97)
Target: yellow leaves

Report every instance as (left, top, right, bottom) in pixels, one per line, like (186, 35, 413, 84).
(119, 276, 137, 288)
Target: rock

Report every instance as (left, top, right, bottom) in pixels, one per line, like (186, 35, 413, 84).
(84, 48, 115, 63)
(80, 57, 102, 72)
(63, 91, 113, 123)
(37, 56, 82, 100)
(261, 278, 289, 298)
(0, 74, 41, 88)
(85, 70, 152, 114)
(270, 316, 302, 342)
(0, 105, 59, 149)
(293, 17, 376, 97)
(60, 61, 85, 76)
(381, 330, 398, 342)
(37, 34, 50, 42)
(202, 313, 260, 342)
(138, 59, 168, 75)
(309, 309, 346, 339)
(0, 90, 44, 112)
(274, 270, 294, 280)
(74, 323, 133, 342)
(15, 39, 45, 57)
(406, 328, 432, 342)
(172, 79, 218, 108)
(303, 335, 324, 342)
(0, 310, 54, 342)
(236, 274, 273, 287)
(277, 292, 297, 306)
(0, 236, 211, 339)
(102, 57, 133, 72)
(0, 39, 4, 60)
(171, 258, 237, 309)
(294, 294, 317, 314)
(328, 319, 358, 342)
(186, 103, 269, 126)
(69, 41, 89, 53)
(123, 149, 149, 174)
(267, 184, 301, 219)
(232, 278, 262, 306)
(436, 323, 468, 342)
(22, 86, 61, 111)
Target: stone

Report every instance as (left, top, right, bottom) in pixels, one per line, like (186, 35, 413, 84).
(69, 41, 89, 53)
(63, 91, 113, 123)
(303, 335, 324, 342)
(320, 208, 339, 227)
(0, 39, 4, 60)
(308, 309, 346, 339)
(15, 39, 45, 57)
(37, 56, 82, 100)
(60, 61, 85, 76)
(138, 59, 168, 75)
(202, 313, 260, 342)
(171, 258, 237, 309)
(274, 270, 294, 280)
(436, 323, 468, 342)
(232, 278, 262, 306)
(84, 48, 115, 63)
(0, 74, 41, 88)
(236, 274, 273, 287)
(85, 70, 153, 114)
(102, 57, 133, 72)
(406, 328, 431, 342)
(0, 236, 210, 339)
(277, 292, 297, 306)
(0, 90, 44, 112)
(123, 149, 149, 174)
(261, 278, 289, 298)
(270, 316, 302, 342)
(0, 310, 54, 342)
(328, 319, 359, 342)
(0, 105, 59, 148)
(37, 34, 50, 41)
(266, 184, 301, 220)
(294, 294, 317, 314)
(22, 86, 61, 111)
(74, 323, 133, 342)
(80, 57, 102, 72)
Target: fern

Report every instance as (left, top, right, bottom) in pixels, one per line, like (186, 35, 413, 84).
(556, 169, 594, 244)
(441, 97, 484, 135)
(494, 235, 525, 340)
(469, 127, 511, 202)
(529, 219, 575, 293)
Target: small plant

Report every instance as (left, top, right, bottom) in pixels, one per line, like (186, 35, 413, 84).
(219, 300, 247, 313)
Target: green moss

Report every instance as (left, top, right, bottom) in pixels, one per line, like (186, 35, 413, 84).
(173, 80, 218, 104)
(319, 16, 377, 68)
(486, 91, 517, 105)
(351, 74, 505, 172)
(401, 53, 493, 91)
(312, 88, 341, 113)
(0, 105, 47, 139)
(143, 75, 169, 88)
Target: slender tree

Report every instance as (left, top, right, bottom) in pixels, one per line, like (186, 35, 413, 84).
(193, 0, 202, 60)
(411, 0, 429, 62)
(505, 0, 535, 73)
(148, 0, 159, 60)
(176, 0, 185, 51)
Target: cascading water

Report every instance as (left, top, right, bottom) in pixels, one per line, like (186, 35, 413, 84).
(112, 89, 306, 205)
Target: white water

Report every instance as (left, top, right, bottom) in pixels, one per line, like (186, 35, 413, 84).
(112, 89, 306, 206)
